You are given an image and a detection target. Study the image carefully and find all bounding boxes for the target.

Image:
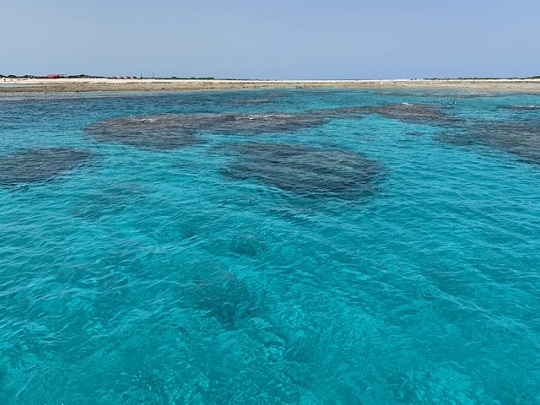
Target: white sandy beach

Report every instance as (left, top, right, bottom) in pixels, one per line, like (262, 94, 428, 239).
(1, 77, 540, 93)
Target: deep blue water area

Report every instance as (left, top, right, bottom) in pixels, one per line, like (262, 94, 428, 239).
(0, 88, 539, 403)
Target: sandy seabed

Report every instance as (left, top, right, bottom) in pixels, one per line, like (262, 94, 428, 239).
(0, 78, 540, 94)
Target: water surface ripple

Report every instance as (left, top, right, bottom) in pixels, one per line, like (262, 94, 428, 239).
(0, 89, 539, 403)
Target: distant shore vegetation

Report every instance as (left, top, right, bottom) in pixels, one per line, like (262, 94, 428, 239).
(1, 74, 539, 80)
(424, 76, 540, 80)
(0, 73, 216, 80)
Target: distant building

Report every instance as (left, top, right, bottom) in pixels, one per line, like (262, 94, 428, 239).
(47, 74, 67, 79)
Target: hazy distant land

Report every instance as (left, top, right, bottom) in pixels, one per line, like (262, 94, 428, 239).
(1, 76, 540, 93)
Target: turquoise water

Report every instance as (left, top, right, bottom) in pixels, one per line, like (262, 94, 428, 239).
(0, 89, 539, 403)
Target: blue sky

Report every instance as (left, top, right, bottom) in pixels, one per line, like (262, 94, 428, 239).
(1, 0, 539, 79)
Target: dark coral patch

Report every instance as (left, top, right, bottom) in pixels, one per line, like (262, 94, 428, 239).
(310, 106, 369, 120)
(0, 147, 92, 186)
(209, 112, 325, 134)
(438, 120, 540, 164)
(371, 103, 456, 124)
(500, 105, 540, 111)
(188, 268, 255, 326)
(230, 233, 265, 257)
(230, 98, 275, 105)
(86, 112, 325, 149)
(224, 142, 382, 198)
(311, 103, 458, 125)
(85, 114, 203, 150)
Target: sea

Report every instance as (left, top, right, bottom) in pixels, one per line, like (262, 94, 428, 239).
(0, 88, 539, 404)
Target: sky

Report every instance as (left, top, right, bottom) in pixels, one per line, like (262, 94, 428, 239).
(1, 0, 539, 79)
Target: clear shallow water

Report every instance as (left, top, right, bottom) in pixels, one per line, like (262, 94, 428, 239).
(0, 89, 539, 403)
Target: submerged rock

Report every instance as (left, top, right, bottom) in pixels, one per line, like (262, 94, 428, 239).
(209, 112, 325, 134)
(0, 147, 92, 186)
(440, 120, 540, 164)
(500, 105, 540, 111)
(230, 233, 265, 257)
(370, 103, 456, 124)
(85, 114, 204, 149)
(311, 103, 457, 125)
(86, 103, 458, 151)
(189, 268, 255, 326)
(230, 98, 275, 105)
(86, 112, 326, 149)
(310, 106, 370, 120)
(224, 142, 382, 198)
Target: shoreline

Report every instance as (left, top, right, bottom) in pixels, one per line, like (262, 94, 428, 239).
(1, 78, 540, 93)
